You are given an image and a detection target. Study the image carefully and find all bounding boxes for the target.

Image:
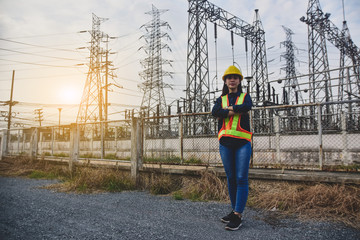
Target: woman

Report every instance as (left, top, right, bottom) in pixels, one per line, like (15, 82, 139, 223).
(211, 65, 253, 231)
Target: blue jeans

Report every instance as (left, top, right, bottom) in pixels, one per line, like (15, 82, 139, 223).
(219, 142, 252, 213)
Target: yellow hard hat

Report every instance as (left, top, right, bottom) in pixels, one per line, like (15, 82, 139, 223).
(222, 65, 244, 81)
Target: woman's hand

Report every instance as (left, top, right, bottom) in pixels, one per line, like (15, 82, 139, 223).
(226, 106, 234, 111)
(228, 111, 235, 117)
(224, 106, 235, 117)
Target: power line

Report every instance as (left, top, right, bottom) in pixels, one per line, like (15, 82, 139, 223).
(0, 58, 81, 68)
(2, 32, 79, 40)
(0, 72, 85, 82)
(0, 37, 80, 53)
(0, 48, 84, 61)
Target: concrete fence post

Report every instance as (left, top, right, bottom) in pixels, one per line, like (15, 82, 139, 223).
(131, 117, 143, 185)
(51, 127, 55, 156)
(17, 130, 20, 155)
(29, 127, 38, 159)
(69, 123, 79, 174)
(91, 128, 94, 153)
(22, 132, 25, 154)
(317, 104, 323, 170)
(249, 110, 254, 167)
(341, 112, 348, 165)
(39, 132, 43, 155)
(1, 130, 8, 160)
(114, 127, 118, 156)
(274, 115, 281, 165)
(100, 122, 104, 159)
(179, 115, 184, 164)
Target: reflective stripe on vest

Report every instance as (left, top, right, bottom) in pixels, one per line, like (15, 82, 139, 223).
(218, 93, 252, 142)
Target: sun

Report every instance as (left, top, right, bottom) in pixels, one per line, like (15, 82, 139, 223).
(59, 87, 82, 104)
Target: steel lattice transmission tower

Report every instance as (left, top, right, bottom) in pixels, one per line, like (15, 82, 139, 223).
(186, 0, 269, 111)
(280, 26, 304, 105)
(139, 5, 173, 117)
(300, 0, 332, 107)
(77, 13, 109, 123)
(251, 9, 269, 104)
(186, 0, 269, 134)
(300, 0, 360, 126)
(339, 20, 360, 111)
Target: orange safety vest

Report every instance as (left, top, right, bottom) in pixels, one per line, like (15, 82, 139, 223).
(218, 93, 253, 142)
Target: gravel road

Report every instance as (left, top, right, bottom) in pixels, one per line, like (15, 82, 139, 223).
(0, 176, 359, 240)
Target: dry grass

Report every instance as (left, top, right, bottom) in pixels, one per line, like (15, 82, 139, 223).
(0, 156, 69, 179)
(178, 171, 229, 201)
(146, 174, 182, 195)
(0, 157, 134, 193)
(248, 180, 360, 229)
(54, 167, 135, 193)
(1, 157, 359, 229)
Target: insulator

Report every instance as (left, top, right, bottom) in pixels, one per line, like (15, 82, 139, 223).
(245, 38, 248, 52)
(231, 31, 234, 46)
(214, 23, 217, 39)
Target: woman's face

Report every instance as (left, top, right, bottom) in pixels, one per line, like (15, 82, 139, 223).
(225, 74, 240, 91)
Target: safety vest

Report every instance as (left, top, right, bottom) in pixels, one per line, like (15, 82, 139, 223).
(218, 93, 253, 142)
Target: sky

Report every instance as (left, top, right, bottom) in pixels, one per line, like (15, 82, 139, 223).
(0, 0, 359, 129)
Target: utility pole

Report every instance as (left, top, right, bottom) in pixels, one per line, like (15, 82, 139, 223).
(105, 47, 108, 122)
(34, 108, 43, 126)
(6, 70, 15, 153)
(58, 107, 62, 139)
(58, 108, 62, 127)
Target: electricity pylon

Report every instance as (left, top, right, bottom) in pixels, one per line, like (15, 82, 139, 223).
(139, 5, 172, 117)
(280, 26, 304, 105)
(77, 13, 108, 124)
(300, 0, 360, 128)
(186, 1, 269, 110)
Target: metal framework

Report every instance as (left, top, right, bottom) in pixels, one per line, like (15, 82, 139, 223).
(139, 5, 172, 117)
(280, 26, 304, 105)
(300, 0, 332, 110)
(77, 13, 108, 123)
(339, 20, 360, 111)
(251, 9, 269, 104)
(186, 0, 269, 112)
(300, 0, 360, 114)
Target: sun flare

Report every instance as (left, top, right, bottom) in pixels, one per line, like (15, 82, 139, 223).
(59, 87, 81, 104)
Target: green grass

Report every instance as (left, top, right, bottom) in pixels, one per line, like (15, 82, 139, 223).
(76, 183, 88, 192)
(103, 177, 134, 192)
(144, 157, 181, 164)
(104, 153, 118, 160)
(184, 157, 203, 164)
(28, 170, 57, 180)
(333, 164, 360, 171)
(144, 156, 203, 165)
(172, 190, 184, 200)
(53, 153, 69, 157)
(80, 153, 96, 158)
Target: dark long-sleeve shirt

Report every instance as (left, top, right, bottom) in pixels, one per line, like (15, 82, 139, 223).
(211, 91, 252, 148)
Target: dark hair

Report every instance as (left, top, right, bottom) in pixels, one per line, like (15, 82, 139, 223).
(221, 82, 243, 96)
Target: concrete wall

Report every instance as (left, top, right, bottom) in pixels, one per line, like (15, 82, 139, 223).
(6, 133, 360, 167)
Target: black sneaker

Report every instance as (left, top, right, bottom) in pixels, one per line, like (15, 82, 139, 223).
(221, 211, 235, 223)
(225, 214, 242, 231)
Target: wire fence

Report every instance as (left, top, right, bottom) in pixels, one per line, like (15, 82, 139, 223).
(2, 100, 359, 171)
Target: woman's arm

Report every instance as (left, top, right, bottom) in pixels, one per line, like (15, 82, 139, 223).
(212, 96, 229, 118)
(232, 94, 252, 113)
